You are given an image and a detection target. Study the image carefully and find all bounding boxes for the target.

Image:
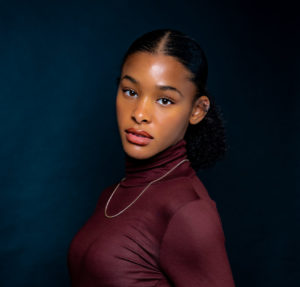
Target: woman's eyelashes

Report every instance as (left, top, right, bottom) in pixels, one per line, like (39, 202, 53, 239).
(122, 88, 137, 97)
(122, 88, 175, 106)
(157, 98, 174, 106)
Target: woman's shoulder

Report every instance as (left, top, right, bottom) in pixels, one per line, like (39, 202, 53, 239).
(153, 174, 216, 218)
(161, 170, 211, 197)
(169, 199, 223, 234)
(94, 183, 119, 210)
(160, 197, 225, 255)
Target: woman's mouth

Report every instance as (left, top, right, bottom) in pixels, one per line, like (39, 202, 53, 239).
(125, 128, 153, 146)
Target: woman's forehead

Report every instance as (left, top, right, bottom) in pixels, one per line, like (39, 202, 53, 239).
(121, 52, 194, 87)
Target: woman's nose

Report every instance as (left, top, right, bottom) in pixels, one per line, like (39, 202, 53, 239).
(131, 97, 152, 124)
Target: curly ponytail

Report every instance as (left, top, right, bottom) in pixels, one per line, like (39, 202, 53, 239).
(184, 93, 227, 170)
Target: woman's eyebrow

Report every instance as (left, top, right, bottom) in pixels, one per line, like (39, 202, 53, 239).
(121, 75, 183, 98)
(121, 75, 139, 85)
(156, 85, 183, 98)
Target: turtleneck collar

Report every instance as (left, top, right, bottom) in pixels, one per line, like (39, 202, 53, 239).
(120, 139, 191, 187)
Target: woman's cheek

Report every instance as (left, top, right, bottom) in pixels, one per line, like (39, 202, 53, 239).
(170, 112, 190, 136)
(159, 114, 183, 136)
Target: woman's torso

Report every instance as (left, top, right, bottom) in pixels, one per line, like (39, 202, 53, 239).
(68, 165, 217, 286)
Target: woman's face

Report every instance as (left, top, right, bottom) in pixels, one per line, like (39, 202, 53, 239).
(116, 52, 207, 160)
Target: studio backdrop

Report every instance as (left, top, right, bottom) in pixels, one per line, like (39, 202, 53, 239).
(0, 1, 298, 287)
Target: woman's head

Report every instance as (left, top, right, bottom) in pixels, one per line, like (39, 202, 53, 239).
(116, 29, 226, 170)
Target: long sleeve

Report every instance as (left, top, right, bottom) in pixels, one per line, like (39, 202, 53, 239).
(159, 200, 235, 287)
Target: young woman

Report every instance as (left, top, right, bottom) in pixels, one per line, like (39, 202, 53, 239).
(68, 29, 235, 287)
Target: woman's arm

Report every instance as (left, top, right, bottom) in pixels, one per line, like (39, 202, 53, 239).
(159, 200, 235, 287)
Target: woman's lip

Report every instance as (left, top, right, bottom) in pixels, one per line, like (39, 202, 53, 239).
(125, 132, 153, 146)
(125, 128, 153, 139)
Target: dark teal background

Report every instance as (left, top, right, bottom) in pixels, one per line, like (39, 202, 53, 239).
(0, 1, 299, 286)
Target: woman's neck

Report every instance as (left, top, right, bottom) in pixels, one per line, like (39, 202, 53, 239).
(121, 139, 191, 187)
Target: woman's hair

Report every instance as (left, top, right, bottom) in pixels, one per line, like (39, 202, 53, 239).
(119, 29, 227, 170)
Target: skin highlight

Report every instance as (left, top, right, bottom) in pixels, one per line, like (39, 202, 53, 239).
(116, 52, 210, 160)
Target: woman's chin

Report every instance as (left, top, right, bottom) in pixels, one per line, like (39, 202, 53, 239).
(122, 142, 156, 160)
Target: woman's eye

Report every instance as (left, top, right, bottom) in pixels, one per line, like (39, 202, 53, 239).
(157, 98, 174, 106)
(123, 88, 137, 97)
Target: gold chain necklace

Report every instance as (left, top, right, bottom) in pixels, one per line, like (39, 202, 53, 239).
(104, 158, 189, 218)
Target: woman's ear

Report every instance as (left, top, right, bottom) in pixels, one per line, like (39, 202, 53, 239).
(189, 95, 210, 125)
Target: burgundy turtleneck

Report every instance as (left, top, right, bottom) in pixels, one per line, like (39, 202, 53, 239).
(68, 139, 235, 287)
